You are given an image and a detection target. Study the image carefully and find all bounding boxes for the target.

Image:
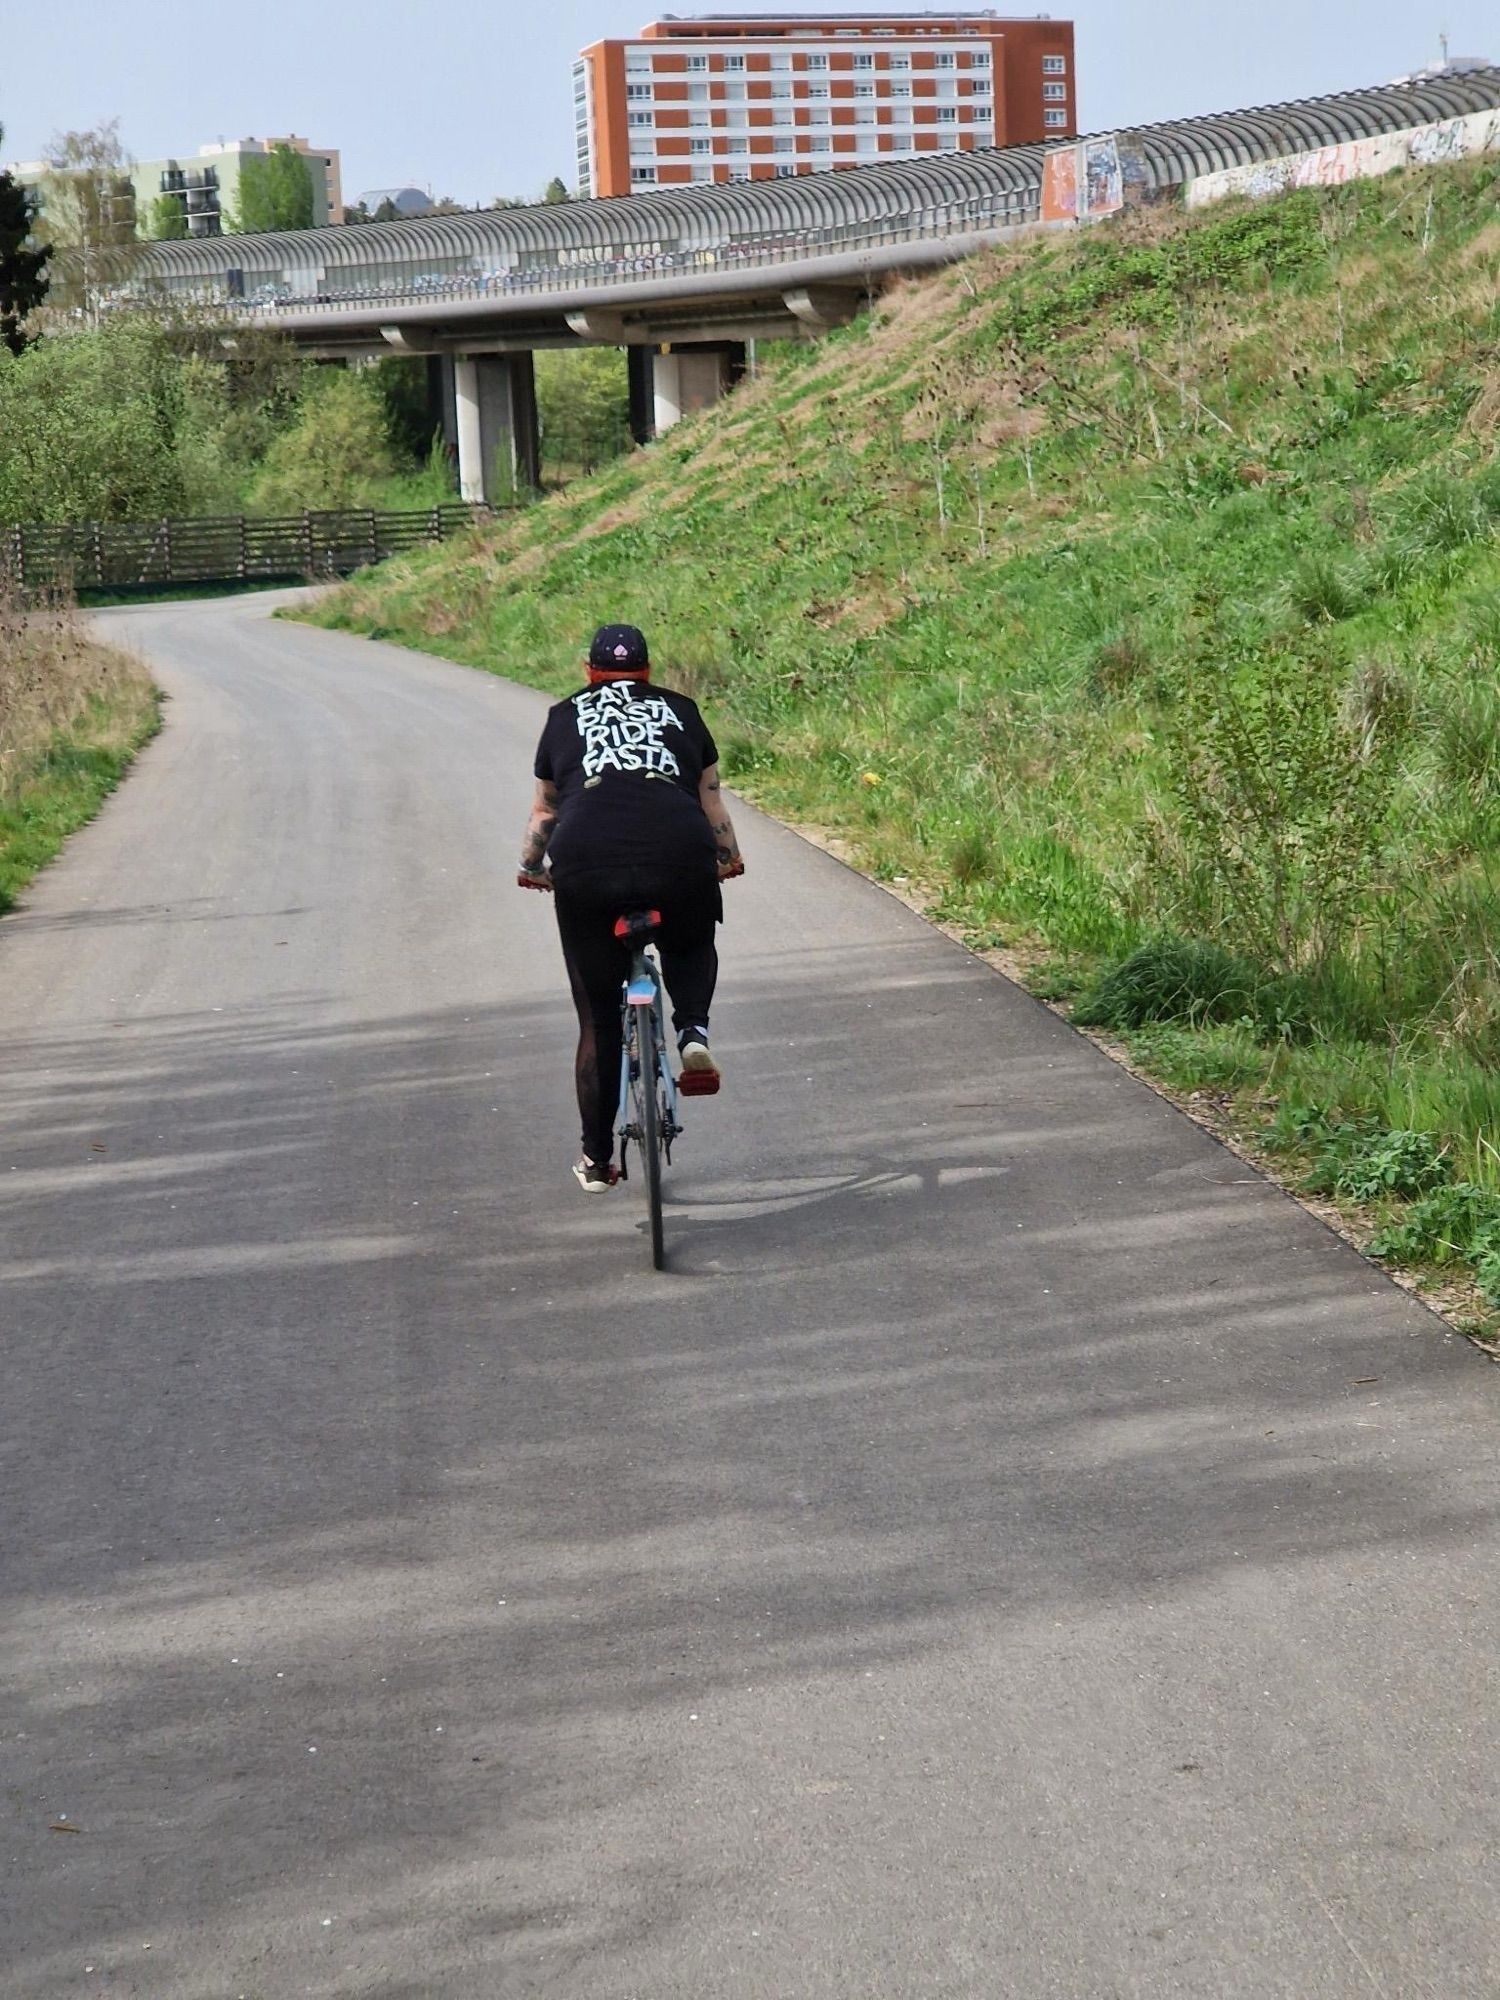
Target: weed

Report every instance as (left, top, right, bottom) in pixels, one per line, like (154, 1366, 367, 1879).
(1303, 1122, 1451, 1202)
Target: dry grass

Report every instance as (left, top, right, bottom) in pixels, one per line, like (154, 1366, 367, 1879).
(0, 587, 155, 800)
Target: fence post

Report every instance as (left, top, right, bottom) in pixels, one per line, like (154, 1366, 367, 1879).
(163, 517, 173, 586)
(300, 511, 313, 578)
(238, 516, 247, 580)
(91, 519, 104, 591)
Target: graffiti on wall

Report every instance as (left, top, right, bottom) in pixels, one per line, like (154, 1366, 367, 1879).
(1040, 143, 1081, 222)
(1042, 132, 1159, 223)
(1185, 108, 1500, 206)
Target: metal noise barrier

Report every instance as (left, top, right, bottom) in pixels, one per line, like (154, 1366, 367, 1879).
(0, 504, 492, 594)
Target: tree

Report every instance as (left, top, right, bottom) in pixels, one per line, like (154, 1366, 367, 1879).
(542, 177, 571, 205)
(0, 124, 51, 353)
(246, 367, 399, 512)
(227, 143, 315, 234)
(38, 121, 139, 318)
(147, 185, 188, 240)
(535, 349, 631, 479)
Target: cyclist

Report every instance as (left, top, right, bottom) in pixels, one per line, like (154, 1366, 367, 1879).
(517, 624, 744, 1192)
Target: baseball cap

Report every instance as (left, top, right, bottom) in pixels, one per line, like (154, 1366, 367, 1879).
(587, 624, 650, 674)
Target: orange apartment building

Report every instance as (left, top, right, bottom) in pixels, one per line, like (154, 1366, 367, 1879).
(572, 14, 1077, 196)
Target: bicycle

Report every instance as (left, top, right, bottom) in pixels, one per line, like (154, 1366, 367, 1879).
(613, 909, 717, 1271)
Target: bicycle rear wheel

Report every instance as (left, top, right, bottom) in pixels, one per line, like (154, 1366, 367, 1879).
(636, 1001, 666, 1270)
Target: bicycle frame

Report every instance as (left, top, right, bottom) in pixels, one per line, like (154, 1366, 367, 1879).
(616, 941, 682, 1179)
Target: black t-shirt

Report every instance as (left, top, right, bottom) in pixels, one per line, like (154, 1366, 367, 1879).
(534, 681, 720, 879)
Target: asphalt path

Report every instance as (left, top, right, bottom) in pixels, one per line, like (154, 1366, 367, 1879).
(3, 593, 1498, 1997)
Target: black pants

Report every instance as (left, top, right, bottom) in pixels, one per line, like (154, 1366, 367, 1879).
(553, 867, 720, 1165)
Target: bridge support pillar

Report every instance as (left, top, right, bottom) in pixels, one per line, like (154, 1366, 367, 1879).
(627, 347, 656, 447)
(452, 352, 540, 503)
(648, 343, 745, 438)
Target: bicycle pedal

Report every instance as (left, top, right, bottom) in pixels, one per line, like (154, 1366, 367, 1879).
(677, 1069, 720, 1096)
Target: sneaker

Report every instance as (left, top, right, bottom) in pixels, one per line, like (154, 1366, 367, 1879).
(677, 1028, 719, 1077)
(572, 1156, 618, 1193)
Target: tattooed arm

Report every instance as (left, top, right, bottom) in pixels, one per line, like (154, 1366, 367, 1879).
(517, 778, 559, 889)
(697, 764, 745, 880)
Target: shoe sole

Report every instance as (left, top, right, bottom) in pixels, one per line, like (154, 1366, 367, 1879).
(679, 1043, 719, 1076)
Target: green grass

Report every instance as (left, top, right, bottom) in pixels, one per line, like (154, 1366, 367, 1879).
(301, 157, 1500, 1328)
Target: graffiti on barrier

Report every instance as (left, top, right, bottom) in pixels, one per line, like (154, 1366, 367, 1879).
(1186, 108, 1500, 206)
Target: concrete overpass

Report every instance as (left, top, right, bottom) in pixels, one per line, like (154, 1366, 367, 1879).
(131, 68, 1500, 501)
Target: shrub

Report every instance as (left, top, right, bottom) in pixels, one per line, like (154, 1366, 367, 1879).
(1157, 642, 1399, 968)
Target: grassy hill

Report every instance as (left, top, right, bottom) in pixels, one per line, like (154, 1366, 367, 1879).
(306, 157, 1500, 1330)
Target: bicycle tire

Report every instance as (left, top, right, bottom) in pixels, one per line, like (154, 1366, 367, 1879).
(637, 1000, 666, 1270)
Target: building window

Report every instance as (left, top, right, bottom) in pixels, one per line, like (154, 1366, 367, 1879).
(631, 166, 657, 183)
(890, 82, 912, 99)
(688, 83, 709, 102)
(723, 53, 744, 71)
(804, 51, 827, 70)
(810, 106, 832, 125)
(728, 135, 750, 153)
(1043, 55, 1067, 75)
(936, 106, 958, 122)
(889, 52, 910, 69)
(853, 51, 874, 69)
(628, 111, 653, 128)
(691, 138, 713, 154)
(771, 82, 793, 98)
(775, 163, 798, 177)
(1043, 82, 1066, 101)
(729, 167, 751, 181)
(1044, 107, 1068, 127)
(971, 50, 991, 68)
(939, 131, 961, 149)
(686, 53, 707, 72)
(771, 51, 792, 69)
(934, 51, 955, 68)
(626, 84, 652, 101)
(625, 54, 650, 75)
(854, 82, 875, 98)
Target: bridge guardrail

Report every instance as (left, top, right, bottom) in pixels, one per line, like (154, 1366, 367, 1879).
(1, 504, 491, 593)
(153, 193, 1043, 319)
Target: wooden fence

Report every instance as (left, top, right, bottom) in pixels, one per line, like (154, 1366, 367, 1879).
(0, 504, 489, 593)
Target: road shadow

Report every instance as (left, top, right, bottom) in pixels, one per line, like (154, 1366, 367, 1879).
(4, 960, 1499, 1994)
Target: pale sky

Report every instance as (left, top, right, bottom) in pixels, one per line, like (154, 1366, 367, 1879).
(3, 1, 1493, 207)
